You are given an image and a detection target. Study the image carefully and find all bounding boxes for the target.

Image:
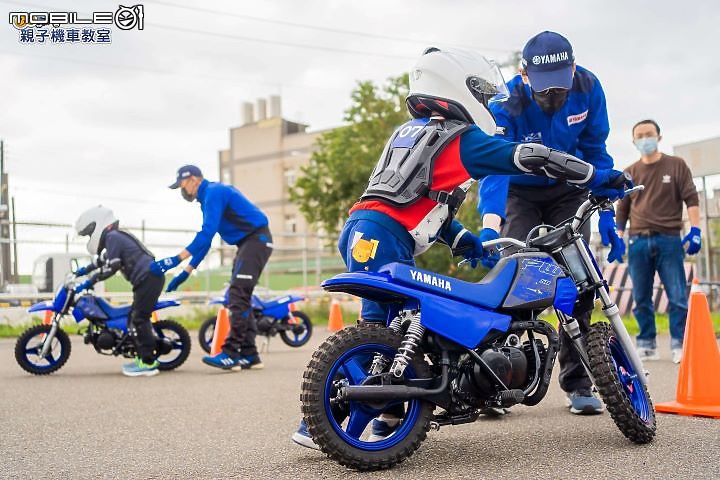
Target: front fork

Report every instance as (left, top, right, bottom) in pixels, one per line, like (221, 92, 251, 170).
(561, 239, 648, 386)
(39, 313, 61, 358)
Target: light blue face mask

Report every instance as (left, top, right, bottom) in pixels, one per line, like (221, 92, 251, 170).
(634, 137, 659, 155)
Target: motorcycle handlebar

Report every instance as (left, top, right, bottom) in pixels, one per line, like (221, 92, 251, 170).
(460, 184, 646, 263)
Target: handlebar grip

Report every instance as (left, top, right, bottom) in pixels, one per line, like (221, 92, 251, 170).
(609, 171, 632, 189)
(451, 245, 472, 257)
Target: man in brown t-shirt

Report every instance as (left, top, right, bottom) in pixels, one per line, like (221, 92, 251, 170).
(616, 119, 701, 364)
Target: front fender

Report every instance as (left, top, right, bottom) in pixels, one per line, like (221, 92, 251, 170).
(28, 301, 56, 313)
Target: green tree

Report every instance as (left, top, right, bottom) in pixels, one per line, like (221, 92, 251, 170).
(290, 74, 410, 239)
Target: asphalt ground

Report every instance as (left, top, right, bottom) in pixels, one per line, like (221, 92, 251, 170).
(2, 330, 719, 480)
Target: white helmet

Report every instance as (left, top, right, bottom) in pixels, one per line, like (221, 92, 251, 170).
(406, 47, 509, 135)
(75, 206, 118, 255)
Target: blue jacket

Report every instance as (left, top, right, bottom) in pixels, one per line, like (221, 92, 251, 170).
(185, 179, 268, 267)
(478, 65, 614, 219)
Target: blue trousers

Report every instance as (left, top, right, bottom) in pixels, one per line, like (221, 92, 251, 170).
(628, 234, 688, 349)
(337, 217, 415, 322)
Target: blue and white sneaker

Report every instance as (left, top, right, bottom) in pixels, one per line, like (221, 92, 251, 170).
(202, 352, 241, 370)
(565, 389, 604, 415)
(367, 415, 401, 442)
(122, 357, 159, 377)
(236, 354, 264, 370)
(291, 420, 319, 450)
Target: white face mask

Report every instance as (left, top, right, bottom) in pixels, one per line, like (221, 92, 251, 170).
(634, 137, 659, 155)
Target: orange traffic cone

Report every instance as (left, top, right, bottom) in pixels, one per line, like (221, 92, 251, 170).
(210, 307, 231, 356)
(43, 310, 53, 325)
(328, 299, 344, 332)
(656, 279, 720, 418)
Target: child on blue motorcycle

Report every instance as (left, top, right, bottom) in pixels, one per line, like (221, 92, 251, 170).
(74, 205, 164, 377)
(292, 47, 631, 449)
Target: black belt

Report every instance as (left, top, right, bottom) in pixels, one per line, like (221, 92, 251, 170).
(632, 230, 678, 237)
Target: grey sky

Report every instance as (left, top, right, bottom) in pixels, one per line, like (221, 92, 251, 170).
(0, 0, 718, 272)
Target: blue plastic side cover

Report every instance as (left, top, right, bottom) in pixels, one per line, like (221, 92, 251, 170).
(322, 269, 512, 349)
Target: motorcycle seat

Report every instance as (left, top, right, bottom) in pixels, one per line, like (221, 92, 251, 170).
(378, 258, 518, 310)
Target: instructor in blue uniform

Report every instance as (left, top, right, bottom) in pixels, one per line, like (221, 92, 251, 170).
(478, 32, 624, 414)
(153, 165, 273, 370)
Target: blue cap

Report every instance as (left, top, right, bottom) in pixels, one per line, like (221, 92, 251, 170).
(169, 164, 203, 189)
(521, 31, 575, 91)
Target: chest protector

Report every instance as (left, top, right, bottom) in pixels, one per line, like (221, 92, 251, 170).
(361, 117, 471, 214)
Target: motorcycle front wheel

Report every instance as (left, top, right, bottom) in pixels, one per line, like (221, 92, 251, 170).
(15, 324, 72, 375)
(586, 322, 656, 444)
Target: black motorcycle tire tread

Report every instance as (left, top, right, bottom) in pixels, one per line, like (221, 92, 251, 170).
(586, 322, 656, 444)
(198, 317, 215, 354)
(15, 324, 72, 375)
(301, 323, 433, 471)
(279, 311, 313, 347)
(155, 319, 191, 371)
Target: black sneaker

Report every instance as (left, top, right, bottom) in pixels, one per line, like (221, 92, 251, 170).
(235, 353, 264, 370)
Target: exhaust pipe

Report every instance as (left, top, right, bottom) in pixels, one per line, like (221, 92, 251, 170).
(337, 353, 449, 402)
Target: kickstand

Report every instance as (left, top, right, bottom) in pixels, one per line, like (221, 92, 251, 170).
(259, 335, 271, 354)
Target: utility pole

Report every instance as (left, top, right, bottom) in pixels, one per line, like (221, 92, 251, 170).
(11, 196, 18, 281)
(0, 140, 11, 287)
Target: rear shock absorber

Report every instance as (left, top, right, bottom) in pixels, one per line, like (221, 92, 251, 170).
(390, 311, 425, 378)
(369, 315, 403, 375)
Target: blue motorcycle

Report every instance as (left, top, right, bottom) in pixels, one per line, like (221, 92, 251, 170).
(198, 292, 312, 353)
(301, 188, 655, 470)
(15, 274, 191, 375)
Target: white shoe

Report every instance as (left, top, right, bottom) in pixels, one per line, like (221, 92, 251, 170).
(637, 348, 660, 361)
(671, 348, 683, 364)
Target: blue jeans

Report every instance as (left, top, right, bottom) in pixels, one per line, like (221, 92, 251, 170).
(627, 234, 688, 349)
(337, 216, 415, 322)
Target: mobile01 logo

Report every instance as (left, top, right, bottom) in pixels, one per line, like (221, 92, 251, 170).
(9, 5, 144, 45)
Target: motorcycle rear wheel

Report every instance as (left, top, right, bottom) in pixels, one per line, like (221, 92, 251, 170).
(154, 319, 191, 371)
(301, 323, 433, 471)
(198, 317, 215, 354)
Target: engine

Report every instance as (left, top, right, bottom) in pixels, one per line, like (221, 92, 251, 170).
(84, 327, 121, 353)
(256, 315, 275, 334)
(452, 345, 530, 408)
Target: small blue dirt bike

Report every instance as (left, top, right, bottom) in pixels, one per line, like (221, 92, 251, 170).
(301, 187, 655, 470)
(198, 292, 312, 353)
(15, 274, 191, 375)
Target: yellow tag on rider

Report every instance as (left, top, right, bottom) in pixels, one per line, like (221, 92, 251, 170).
(352, 238, 379, 263)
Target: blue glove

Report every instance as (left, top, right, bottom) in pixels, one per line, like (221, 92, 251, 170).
(598, 210, 625, 263)
(74, 279, 94, 292)
(75, 265, 90, 276)
(456, 230, 499, 269)
(166, 270, 189, 292)
(587, 169, 632, 201)
(478, 227, 501, 269)
(682, 227, 702, 255)
(150, 256, 181, 277)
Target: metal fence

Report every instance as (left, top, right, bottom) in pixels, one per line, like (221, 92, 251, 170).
(0, 219, 345, 294)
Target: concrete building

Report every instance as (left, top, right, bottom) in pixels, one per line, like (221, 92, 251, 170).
(217, 96, 325, 262)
